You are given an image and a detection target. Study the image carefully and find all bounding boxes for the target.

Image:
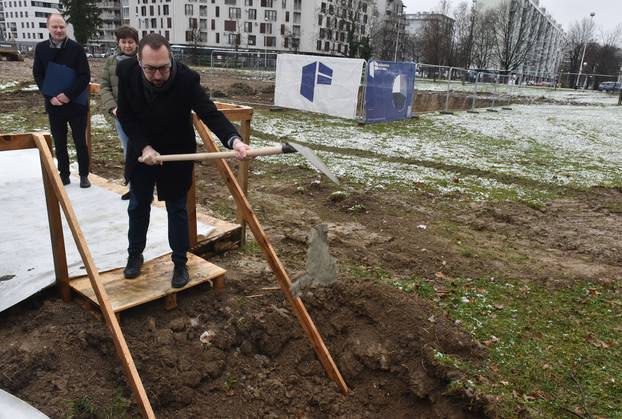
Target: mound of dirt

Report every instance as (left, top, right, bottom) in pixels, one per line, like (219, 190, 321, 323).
(228, 82, 257, 97)
(0, 258, 486, 418)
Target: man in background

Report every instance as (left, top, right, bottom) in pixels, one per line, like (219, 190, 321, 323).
(33, 13, 91, 188)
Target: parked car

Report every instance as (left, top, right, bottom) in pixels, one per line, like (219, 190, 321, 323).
(86, 52, 93, 58)
(599, 81, 621, 92)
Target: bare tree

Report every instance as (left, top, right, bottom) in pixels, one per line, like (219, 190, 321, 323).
(562, 16, 598, 86)
(472, 8, 496, 69)
(490, 0, 541, 72)
(451, 1, 472, 67)
(418, 0, 454, 65)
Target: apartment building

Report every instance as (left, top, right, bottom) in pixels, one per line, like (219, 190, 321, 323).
(1, 0, 74, 50)
(477, 0, 565, 78)
(94, 0, 123, 51)
(126, 0, 375, 56)
(404, 11, 454, 36)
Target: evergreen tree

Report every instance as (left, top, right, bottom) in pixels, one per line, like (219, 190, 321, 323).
(59, 0, 102, 46)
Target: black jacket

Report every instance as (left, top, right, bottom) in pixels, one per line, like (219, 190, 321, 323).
(116, 57, 240, 200)
(32, 37, 90, 112)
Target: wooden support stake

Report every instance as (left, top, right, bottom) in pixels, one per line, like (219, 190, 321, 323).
(32, 133, 155, 419)
(192, 116, 349, 394)
(237, 119, 252, 246)
(164, 294, 177, 311)
(39, 134, 71, 301)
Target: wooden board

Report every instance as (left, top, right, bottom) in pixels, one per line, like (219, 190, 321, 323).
(69, 253, 225, 312)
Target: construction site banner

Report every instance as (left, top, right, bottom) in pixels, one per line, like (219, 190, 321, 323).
(274, 54, 364, 119)
(364, 61, 417, 123)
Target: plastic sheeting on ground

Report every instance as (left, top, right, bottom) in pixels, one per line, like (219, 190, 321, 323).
(0, 388, 48, 418)
(0, 149, 215, 312)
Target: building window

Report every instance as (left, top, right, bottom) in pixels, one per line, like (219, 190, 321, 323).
(318, 15, 322, 25)
(151, 17, 157, 27)
(228, 33, 238, 45)
(244, 21, 252, 33)
(185, 4, 193, 15)
(224, 20, 236, 31)
(165, 30, 169, 40)
(229, 7, 241, 19)
(260, 0, 273, 7)
(282, 0, 286, 7)
(264, 10, 276, 21)
(285, 11, 289, 22)
(199, 5, 207, 16)
(200, 19, 207, 30)
(259, 22, 272, 34)
(216, 32, 220, 43)
(264, 36, 275, 47)
(167, 17, 172, 28)
(163, 4, 169, 14)
(224, 0, 236, 4)
(211, 19, 215, 30)
(244, 0, 253, 5)
(248, 8, 256, 19)
(293, 11, 300, 24)
(247, 34, 256, 45)
(293, 0, 300, 11)
(215, 6, 219, 17)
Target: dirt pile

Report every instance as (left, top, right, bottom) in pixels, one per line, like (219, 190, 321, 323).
(0, 255, 486, 418)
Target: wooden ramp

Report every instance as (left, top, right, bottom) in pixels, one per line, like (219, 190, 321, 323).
(70, 253, 225, 313)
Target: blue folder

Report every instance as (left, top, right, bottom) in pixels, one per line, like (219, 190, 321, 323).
(41, 61, 88, 106)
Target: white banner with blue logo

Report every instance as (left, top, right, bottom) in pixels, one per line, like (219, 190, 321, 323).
(274, 54, 364, 119)
(364, 61, 417, 123)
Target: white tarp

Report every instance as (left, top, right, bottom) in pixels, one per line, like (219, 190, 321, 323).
(0, 389, 48, 419)
(0, 149, 215, 313)
(274, 54, 364, 119)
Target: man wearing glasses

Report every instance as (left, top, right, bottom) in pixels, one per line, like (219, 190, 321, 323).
(116, 33, 250, 288)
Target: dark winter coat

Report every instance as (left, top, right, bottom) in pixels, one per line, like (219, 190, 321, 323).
(116, 57, 240, 201)
(32, 37, 90, 113)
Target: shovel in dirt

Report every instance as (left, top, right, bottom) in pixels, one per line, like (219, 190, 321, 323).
(156, 142, 339, 185)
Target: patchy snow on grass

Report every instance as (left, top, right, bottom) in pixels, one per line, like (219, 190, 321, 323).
(0, 81, 18, 91)
(90, 114, 110, 129)
(20, 84, 39, 92)
(249, 103, 622, 202)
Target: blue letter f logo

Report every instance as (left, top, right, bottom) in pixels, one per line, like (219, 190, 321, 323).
(300, 61, 333, 102)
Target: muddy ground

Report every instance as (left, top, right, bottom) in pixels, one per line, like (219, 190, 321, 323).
(1, 60, 621, 418)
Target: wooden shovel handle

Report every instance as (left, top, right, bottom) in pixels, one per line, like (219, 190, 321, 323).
(157, 145, 285, 162)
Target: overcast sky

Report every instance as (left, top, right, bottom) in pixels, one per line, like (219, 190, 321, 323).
(402, 0, 622, 35)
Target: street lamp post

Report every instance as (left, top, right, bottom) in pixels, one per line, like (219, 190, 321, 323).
(576, 12, 595, 89)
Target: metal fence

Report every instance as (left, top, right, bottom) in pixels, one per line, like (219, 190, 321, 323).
(172, 51, 620, 113)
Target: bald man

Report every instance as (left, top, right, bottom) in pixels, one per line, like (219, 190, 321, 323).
(33, 13, 91, 188)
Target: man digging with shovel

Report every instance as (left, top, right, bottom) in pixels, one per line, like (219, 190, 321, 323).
(116, 33, 251, 288)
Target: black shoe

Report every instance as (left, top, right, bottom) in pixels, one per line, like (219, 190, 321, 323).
(171, 264, 190, 288)
(121, 191, 131, 200)
(80, 176, 91, 188)
(123, 254, 144, 279)
(61, 175, 70, 185)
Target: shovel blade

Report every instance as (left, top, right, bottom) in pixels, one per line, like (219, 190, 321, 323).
(288, 142, 339, 185)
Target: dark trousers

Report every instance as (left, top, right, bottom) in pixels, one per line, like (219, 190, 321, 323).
(127, 165, 189, 265)
(47, 105, 89, 177)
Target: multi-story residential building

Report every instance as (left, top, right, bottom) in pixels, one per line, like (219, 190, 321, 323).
(126, 0, 376, 56)
(92, 0, 123, 52)
(0, 2, 7, 40)
(2, 0, 74, 51)
(404, 11, 454, 37)
(476, 0, 565, 78)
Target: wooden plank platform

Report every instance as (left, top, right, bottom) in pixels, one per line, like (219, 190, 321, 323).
(69, 253, 225, 313)
(87, 173, 242, 257)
